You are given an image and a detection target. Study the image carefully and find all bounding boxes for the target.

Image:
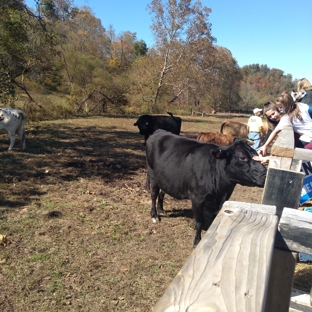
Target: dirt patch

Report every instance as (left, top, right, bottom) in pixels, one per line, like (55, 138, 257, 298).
(0, 115, 311, 311)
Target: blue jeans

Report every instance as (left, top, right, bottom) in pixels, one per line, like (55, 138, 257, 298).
(248, 132, 261, 150)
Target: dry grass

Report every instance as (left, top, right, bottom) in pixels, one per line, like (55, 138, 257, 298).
(0, 114, 311, 311)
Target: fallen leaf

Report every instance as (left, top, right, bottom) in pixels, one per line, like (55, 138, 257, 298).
(0, 234, 8, 246)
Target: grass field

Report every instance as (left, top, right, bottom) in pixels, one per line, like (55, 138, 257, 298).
(0, 114, 311, 311)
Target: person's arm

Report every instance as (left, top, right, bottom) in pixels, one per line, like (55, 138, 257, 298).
(258, 128, 281, 156)
(261, 128, 272, 146)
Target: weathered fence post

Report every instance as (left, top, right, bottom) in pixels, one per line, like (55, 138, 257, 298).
(261, 126, 305, 312)
(262, 126, 304, 218)
(153, 202, 278, 312)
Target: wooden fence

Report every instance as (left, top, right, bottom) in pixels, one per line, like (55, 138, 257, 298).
(191, 108, 206, 116)
(153, 126, 312, 312)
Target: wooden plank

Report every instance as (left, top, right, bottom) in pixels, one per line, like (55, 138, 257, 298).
(264, 249, 297, 312)
(263, 127, 307, 312)
(153, 202, 278, 312)
(265, 209, 306, 312)
(294, 148, 312, 162)
(269, 156, 292, 170)
(289, 301, 312, 312)
(268, 156, 302, 172)
(262, 160, 304, 312)
(290, 159, 302, 172)
(261, 168, 305, 219)
(276, 208, 312, 254)
(223, 201, 276, 215)
(271, 126, 295, 158)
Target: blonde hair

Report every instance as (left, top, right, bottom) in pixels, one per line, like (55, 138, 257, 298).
(276, 92, 302, 123)
(297, 78, 312, 91)
(263, 101, 280, 130)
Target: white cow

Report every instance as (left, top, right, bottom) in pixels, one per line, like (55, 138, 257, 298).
(0, 108, 26, 151)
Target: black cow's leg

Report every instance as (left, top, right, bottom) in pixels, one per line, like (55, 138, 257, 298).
(191, 201, 204, 248)
(193, 222, 202, 248)
(157, 190, 165, 215)
(151, 185, 160, 223)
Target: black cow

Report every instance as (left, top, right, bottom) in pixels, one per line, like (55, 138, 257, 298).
(146, 130, 267, 248)
(134, 112, 182, 145)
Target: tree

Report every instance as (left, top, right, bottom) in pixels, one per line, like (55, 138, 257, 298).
(37, 0, 58, 20)
(239, 64, 295, 109)
(62, 6, 109, 60)
(134, 40, 148, 57)
(128, 52, 161, 112)
(148, 0, 215, 109)
(211, 47, 242, 111)
(0, 3, 27, 103)
(110, 31, 138, 71)
(0, 0, 68, 107)
(36, 0, 73, 21)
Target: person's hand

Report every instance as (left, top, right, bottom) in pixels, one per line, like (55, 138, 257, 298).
(253, 155, 269, 164)
(258, 145, 268, 156)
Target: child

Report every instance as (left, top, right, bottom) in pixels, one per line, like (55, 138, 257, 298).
(262, 101, 281, 145)
(258, 92, 312, 156)
(247, 108, 263, 150)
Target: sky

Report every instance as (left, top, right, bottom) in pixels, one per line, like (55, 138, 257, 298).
(25, 0, 312, 81)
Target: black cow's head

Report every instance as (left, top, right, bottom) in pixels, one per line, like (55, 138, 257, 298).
(134, 115, 152, 135)
(211, 139, 266, 187)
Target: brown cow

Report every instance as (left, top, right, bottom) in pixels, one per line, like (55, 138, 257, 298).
(197, 131, 254, 146)
(220, 120, 248, 138)
(197, 132, 235, 145)
(220, 120, 268, 144)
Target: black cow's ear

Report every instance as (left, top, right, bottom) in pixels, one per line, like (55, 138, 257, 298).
(211, 148, 227, 159)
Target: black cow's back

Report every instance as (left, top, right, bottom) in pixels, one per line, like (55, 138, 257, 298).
(134, 113, 182, 144)
(146, 129, 266, 206)
(146, 131, 224, 201)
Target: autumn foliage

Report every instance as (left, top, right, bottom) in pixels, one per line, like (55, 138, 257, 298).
(0, 0, 295, 119)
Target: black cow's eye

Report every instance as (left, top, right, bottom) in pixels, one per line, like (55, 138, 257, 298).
(240, 156, 248, 162)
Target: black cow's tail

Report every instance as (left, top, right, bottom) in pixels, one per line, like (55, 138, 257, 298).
(145, 171, 150, 191)
(167, 112, 178, 121)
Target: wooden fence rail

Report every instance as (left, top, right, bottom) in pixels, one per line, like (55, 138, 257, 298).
(153, 126, 312, 312)
(154, 202, 278, 312)
(191, 108, 206, 117)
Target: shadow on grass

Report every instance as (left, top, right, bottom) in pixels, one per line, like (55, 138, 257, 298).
(160, 206, 216, 231)
(0, 115, 232, 212)
(0, 118, 147, 211)
(164, 208, 194, 219)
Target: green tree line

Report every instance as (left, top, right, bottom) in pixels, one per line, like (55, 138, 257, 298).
(0, 0, 296, 120)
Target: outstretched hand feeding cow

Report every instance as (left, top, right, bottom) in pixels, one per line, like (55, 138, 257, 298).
(0, 108, 26, 151)
(146, 130, 267, 248)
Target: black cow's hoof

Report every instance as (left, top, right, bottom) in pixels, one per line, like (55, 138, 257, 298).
(157, 210, 166, 216)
